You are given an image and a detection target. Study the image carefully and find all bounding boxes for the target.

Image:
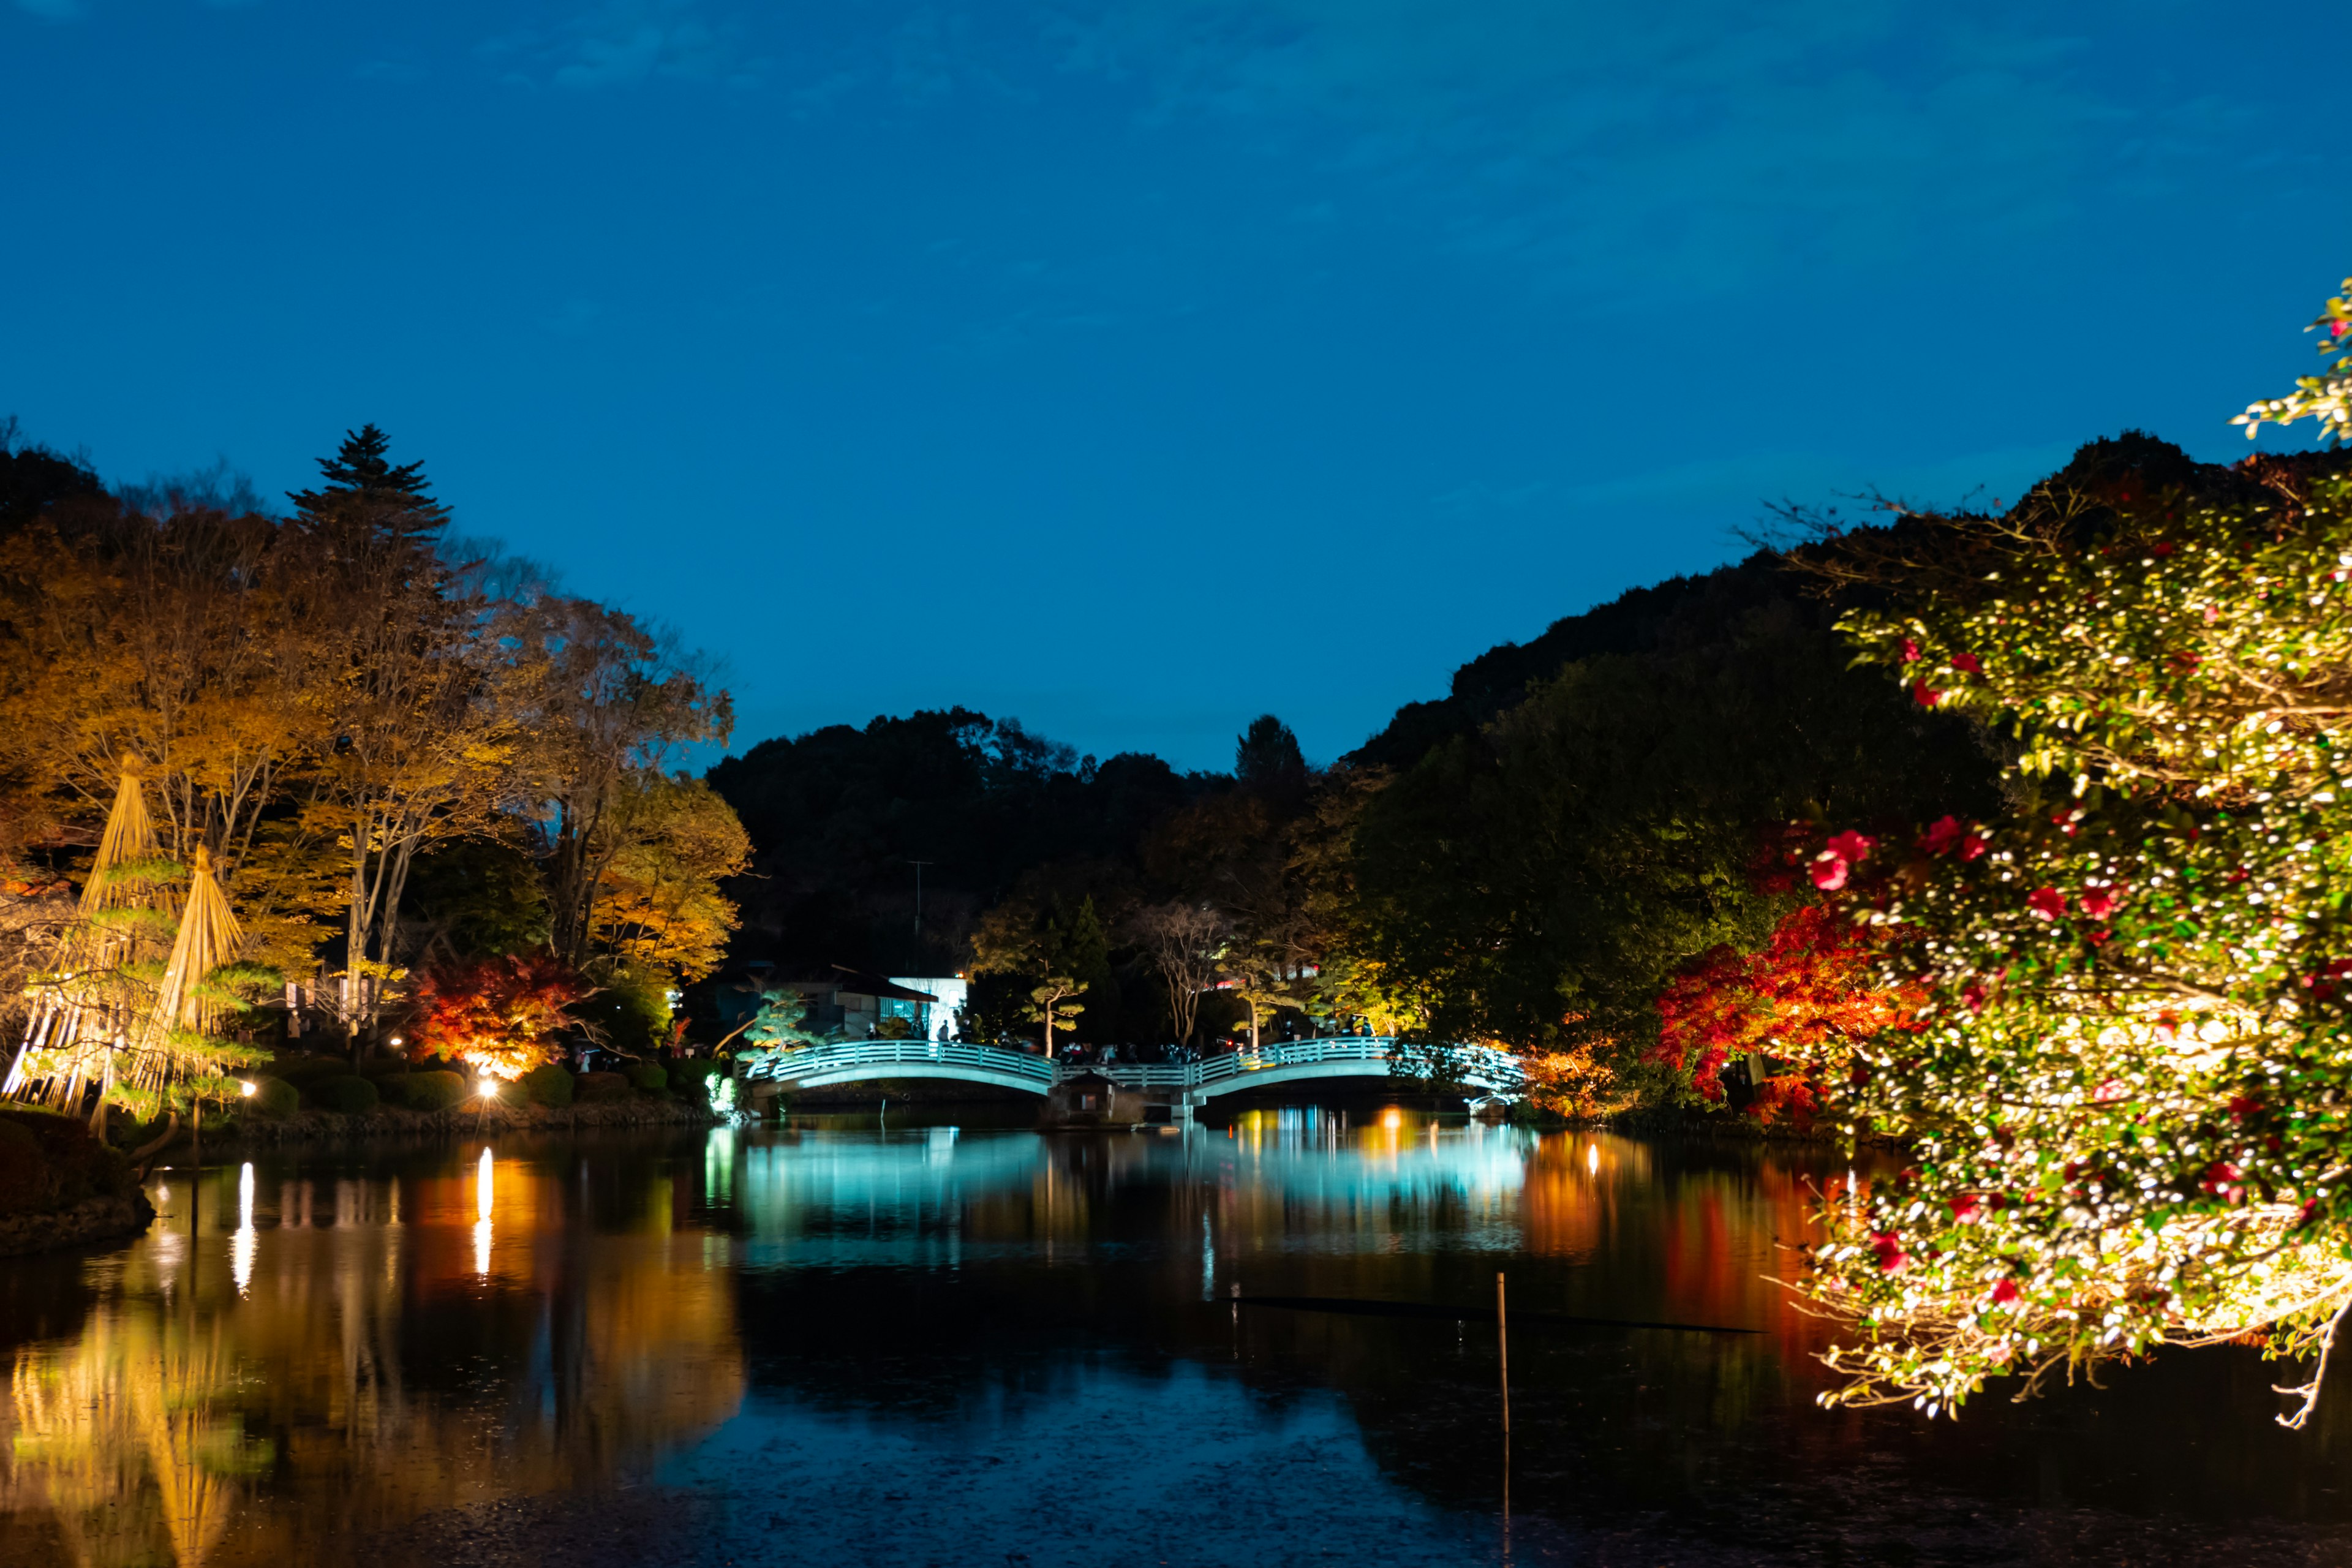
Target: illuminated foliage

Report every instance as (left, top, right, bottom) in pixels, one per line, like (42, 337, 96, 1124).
(2236, 276, 2352, 446)
(409, 954, 592, 1080)
(1651, 901, 1924, 1125)
(1783, 349, 2352, 1422)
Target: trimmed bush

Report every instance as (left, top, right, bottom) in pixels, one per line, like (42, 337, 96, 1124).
(669, 1059, 717, 1096)
(625, 1063, 668, 1094)
(0, 1121, 48, 1215)
(358, 1057, 412, 1080)
(575, 1071, 630, 1104)
(271, 1055, 351, 1087)
(391, 1070, 468, 1113)
(244, 1076, 301, 1120)
(311, 1076, 380, 1115)
(0, 1108, 132, 1210)
(521, 1063, 575, 1108)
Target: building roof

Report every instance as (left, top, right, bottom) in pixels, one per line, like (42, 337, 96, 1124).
(826, 965, 939, 1003)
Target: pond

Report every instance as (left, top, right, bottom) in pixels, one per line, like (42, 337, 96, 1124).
(2, 1107, 2349, 1566)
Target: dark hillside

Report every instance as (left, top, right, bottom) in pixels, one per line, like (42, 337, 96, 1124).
(1349, 551, 1793, 770)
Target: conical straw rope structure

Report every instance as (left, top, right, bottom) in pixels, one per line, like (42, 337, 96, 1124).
(126, 843, 244, 1095)
(3, 759, 178, 1109)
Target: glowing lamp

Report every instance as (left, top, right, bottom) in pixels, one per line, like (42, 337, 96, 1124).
(238, 1080, 257, 1098)
(477, 1080, 498, 1100)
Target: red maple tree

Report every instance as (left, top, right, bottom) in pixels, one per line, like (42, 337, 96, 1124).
(1649, 902, 1924, 1124)
(409, 953, 594, 1080)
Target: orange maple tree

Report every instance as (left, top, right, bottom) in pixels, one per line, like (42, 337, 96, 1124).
(409, 953, 592, 1079)
(1649, 901, 1924, 1124)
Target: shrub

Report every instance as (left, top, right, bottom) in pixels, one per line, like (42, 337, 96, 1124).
(271, 1055, 352, 1087)
(669, 1059, 717, 1095)
(358, 1057, 411, 1080)
(244, 1076, 301, 1120)
(625, 1063, 668, 1094)
(0, 1107, 134, 1207)
(312, 1076, 380, 1115)
(575, 1071, 630, 1104)
(521, 1063, 575, 1108)
(391, 1070, 468, 1113)
(875, 1016, 916, 1040)
(0, 1121, 48, 1215)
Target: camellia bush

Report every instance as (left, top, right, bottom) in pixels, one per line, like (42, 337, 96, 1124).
(1779, 343, 2352, 1423)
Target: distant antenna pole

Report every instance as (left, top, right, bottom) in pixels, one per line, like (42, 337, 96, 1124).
(908, 860, 935, 949)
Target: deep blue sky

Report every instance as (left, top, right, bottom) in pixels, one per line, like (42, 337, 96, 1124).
(4, 2, 2345, 769)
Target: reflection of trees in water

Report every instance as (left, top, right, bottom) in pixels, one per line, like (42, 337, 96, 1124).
(1, 1159, 743, 1567)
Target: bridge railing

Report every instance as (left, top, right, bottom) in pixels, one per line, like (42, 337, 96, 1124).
(741, 1037, 1056, 1088)
(744, 1035, 1525, 1097)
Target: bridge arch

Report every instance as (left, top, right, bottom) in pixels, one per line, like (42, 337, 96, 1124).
(740, 1037, 1523, 1103)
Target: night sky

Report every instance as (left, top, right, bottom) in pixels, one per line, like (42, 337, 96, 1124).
(6, 2, 2345, 769)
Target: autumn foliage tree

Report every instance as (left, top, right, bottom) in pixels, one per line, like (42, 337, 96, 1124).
(0, 421, 748, 1115)
(1650, 900, 1926, 1125)
(409, 954, 592, 1080)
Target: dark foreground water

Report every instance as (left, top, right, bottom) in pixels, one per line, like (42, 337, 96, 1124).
(4, 1109, 2352, 1567)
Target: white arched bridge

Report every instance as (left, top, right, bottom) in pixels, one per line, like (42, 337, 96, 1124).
(739, 1036, 1525, 1104)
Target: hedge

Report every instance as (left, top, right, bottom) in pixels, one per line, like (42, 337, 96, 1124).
(391, 1070, 469, 1113)
(625, 1063, 668, 1094)
(522, 1063, 575, 1108)
(312, 1076, 380, 1115)
(575, 1071, 630, 1104)
(0, 1108, 134, 1213)
(243, 1076, 301, 1119)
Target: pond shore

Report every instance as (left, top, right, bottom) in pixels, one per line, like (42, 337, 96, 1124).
(153, 1095, 721, 1154)
(0, 1190, 157, 1258)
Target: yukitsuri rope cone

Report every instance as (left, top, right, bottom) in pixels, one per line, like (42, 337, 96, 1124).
(124, 842, 245, 1102)
(1, 758, 179, 1125)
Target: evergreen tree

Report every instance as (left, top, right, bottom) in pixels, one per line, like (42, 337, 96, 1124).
(287, 424, 448, 553)
(1235, 715, 1307, 798)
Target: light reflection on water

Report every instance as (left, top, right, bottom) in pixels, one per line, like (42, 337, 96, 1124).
(1, 1112, 2347, 1566)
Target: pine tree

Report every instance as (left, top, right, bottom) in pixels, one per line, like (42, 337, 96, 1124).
(287, 424, 448, 554)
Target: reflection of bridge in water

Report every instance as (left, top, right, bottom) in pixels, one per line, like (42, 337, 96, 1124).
(740, 1035, 1525, 1103)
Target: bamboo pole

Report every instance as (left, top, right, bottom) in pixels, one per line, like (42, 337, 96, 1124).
(1496, 1270, 1510, 1433)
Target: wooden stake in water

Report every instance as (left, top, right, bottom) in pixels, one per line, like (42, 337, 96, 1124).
(1498, 1268, 1512, 1555)
(1496, 1270, 1511, 1434)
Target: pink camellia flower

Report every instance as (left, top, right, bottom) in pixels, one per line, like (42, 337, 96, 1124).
(2335, 320, 2350, 338)
(1961, 981, 1988, 1014)
(1991, 1278, 2020, 1305)
(1958, 832, 1988, 861)
(2149, 541, 2176, 558)
(2228, 1096, 2263, 1120)
(1911, 680, 1943, 708)
(2093, 1079, 2128, 1102)
(1951, 652, 1983, 675)
(1901, 638, 1922, 663)
(1950, 1193, 1983, 1224)
(2201, 1161, 2245, 1204)
(2168, 650, 2202, 674)
(1826, 829, 1875, 864)
(1810, 854, 1850, 892)
(2079, 885, 2122, 920)
(1871, 1232, 1910, 1274)
(1919, 815, 1963, 855)
(2026, 886, 2067, 920)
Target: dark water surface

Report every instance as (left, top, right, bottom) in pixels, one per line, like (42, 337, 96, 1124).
(4, 1108, 2351, 1567)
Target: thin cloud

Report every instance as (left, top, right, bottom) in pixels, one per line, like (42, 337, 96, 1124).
(1041, 0, 2207, 296)
(483, 0, 766, 91)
